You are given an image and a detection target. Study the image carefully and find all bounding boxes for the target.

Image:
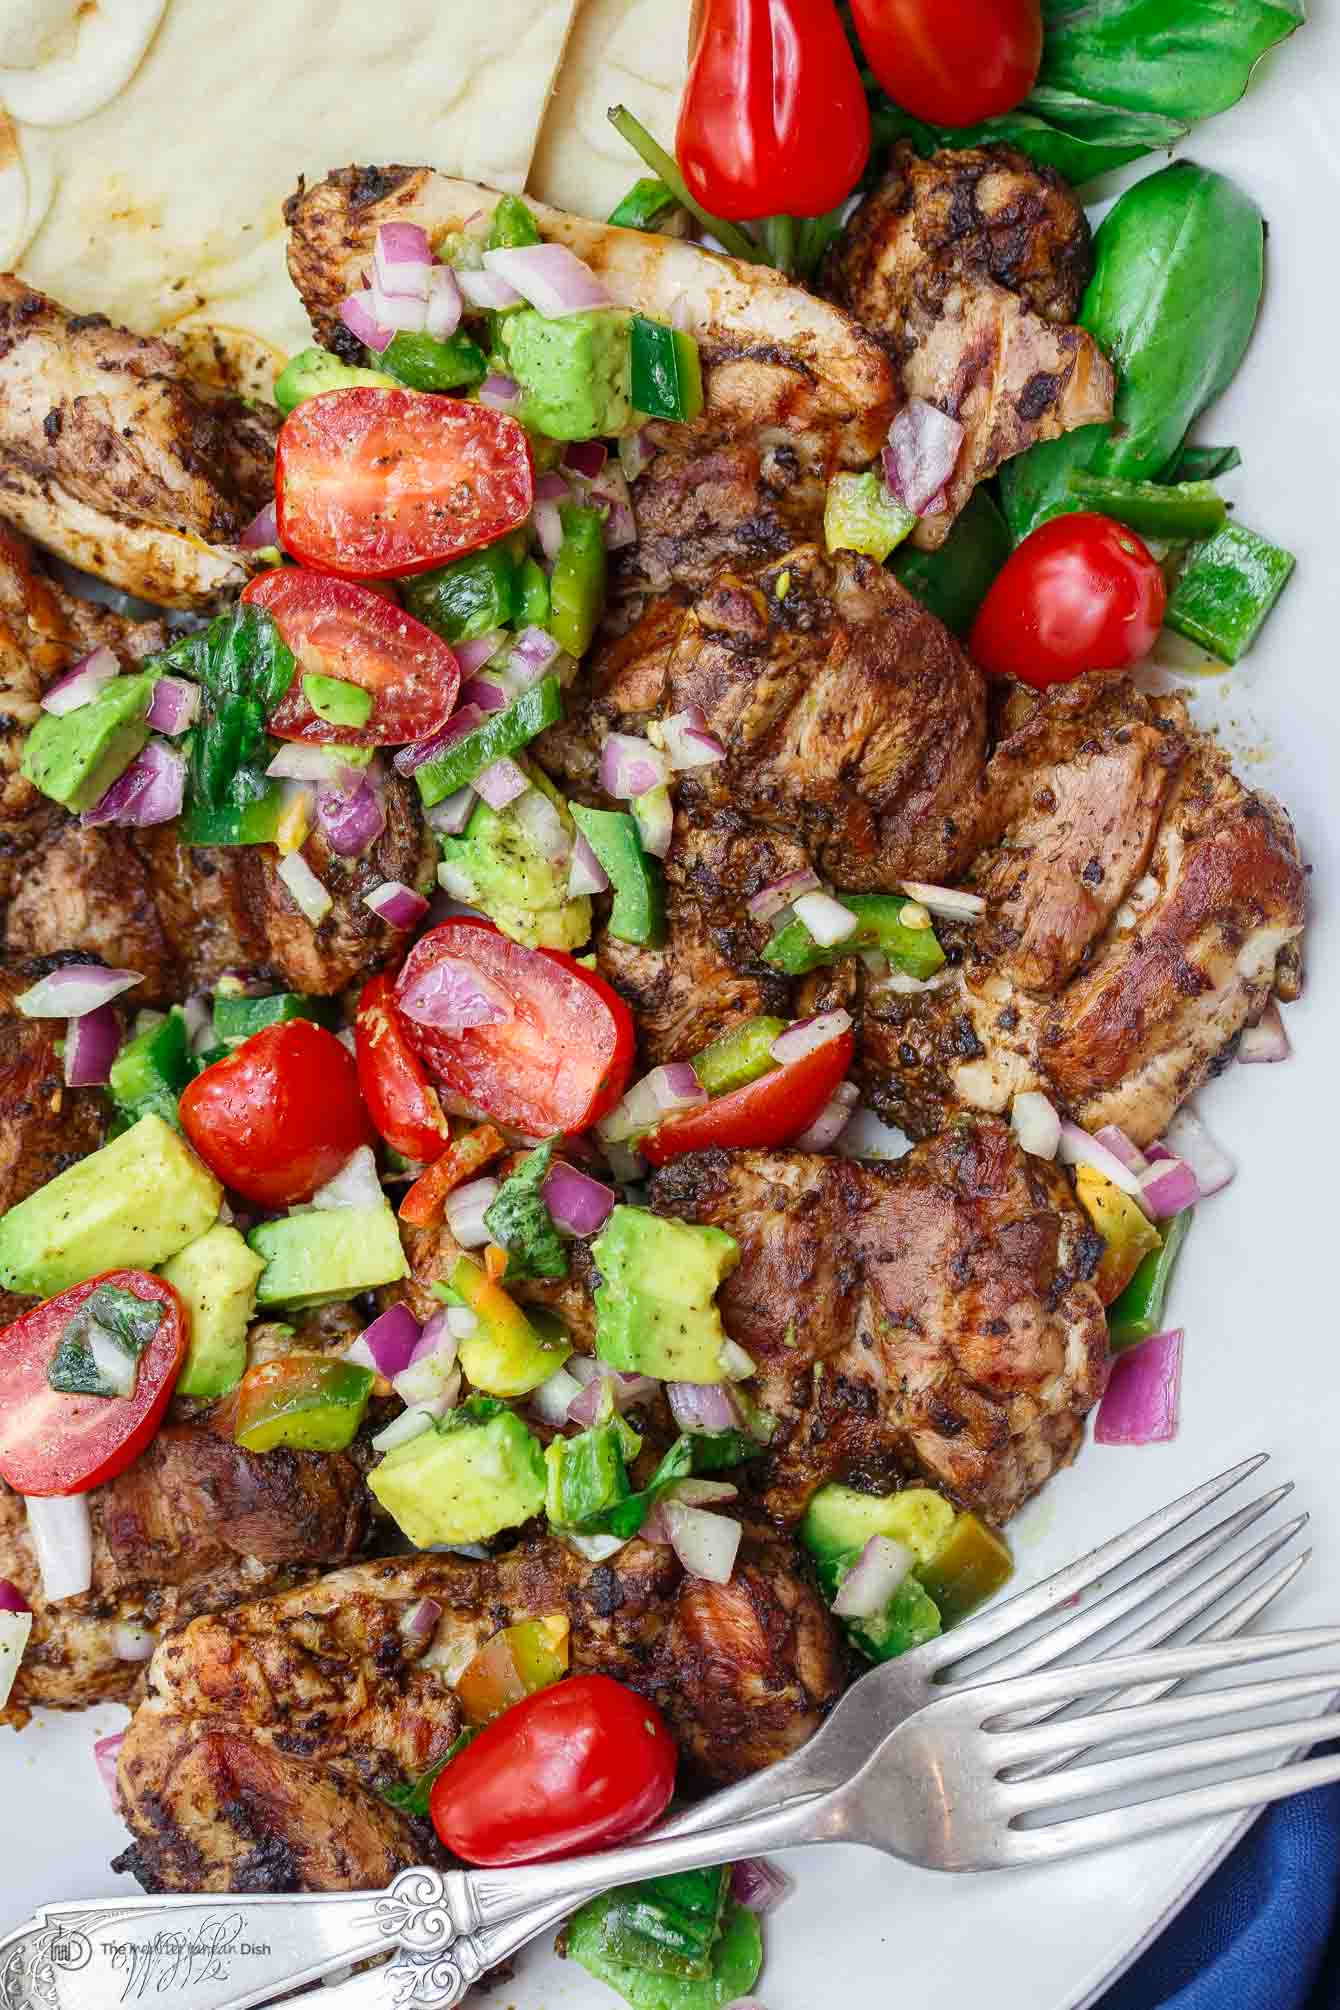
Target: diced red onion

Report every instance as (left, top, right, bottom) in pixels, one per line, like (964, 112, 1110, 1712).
(474, 757, 530, 810)
(455, 629, 508, 676)
(513, 786, 571, 863)
(833, 1535, 916, 1618)
(619, 428, 655, 483)
(668, 1381, 741, 1435)
(41, 644, 119, 714)
(1239, 1000, 1290, 1064)
(364, 879, 430, 930)
(506, 626, 563, 687)
(564, 441, 608, 478)
(401, 1595, 444, 1647)
(585, 464, 637, 549)
(461, 272, 524, 312)
(16, 964, 141, 1018)
(1011, 1090, 1061, 1160)
(898, 879, 984, 921)
(374, 222, 433, 300)
(531, 1363, 585, 1427)
(1137, 1154, 1200, 1221)
(64, 1002, 121, 1088)
(732, 1859, 795, 1916)
(445, 1176, 500, 1248)
(1058, 1120, 1148, 1204)
(424, 264, 463, 340)
(94, 1730, 125, 1810)
(1094, 1328, 1184, 1445)
(399, 955, 511, 1035)
(112, 1620, 155, 1662)
(770, 1010, 852, 1067)
(746, 868, 821, 926)
(24, 1493, 92, 1602)
(82, 738, 184, 828)
(0, 1581, 29, 1615)
(373, 1403, 448, 1453)
(634, 785, 673, 859)
(1159, 1108, 1235, 1198)
(661, 1502, 741, 1583)
(358, 1303, 424, 1380)
(277, 850, 332, 924)
(884, 398, 965, 516)
(600, 732, 668, 800)
(483, 243, 611, 317)
(394, 703, 486, 777)
(340, 288, 393, 353)
(313, 1145, 384, 1211)
(146, 675, 200, 736)
(543, 1161, 616, 1237)
(1093, 1124, 1148, 1175)
(657, 707, 726, 771)
(792, 891, 858, 948)
(317, 776, 386, 857)
(428, 786, 477, 836)
(794, 1079, 860, 1150)
(240, 500, 279, 551)
(568, 832, 609, 897)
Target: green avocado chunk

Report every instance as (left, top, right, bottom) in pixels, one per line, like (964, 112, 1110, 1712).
(501, 307, 633, 442)
(368, 1399, 547, 1547)
(160, 1222, 266, 1397)
(273, 346, 398, 414)
(591, 1207, 739, 1383)
(0, 1114, 222, 1297)
(248, 1203, 408, 1308)
(20, 668, 157, 813)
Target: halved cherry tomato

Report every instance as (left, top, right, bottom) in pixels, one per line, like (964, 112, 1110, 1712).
(431, 1673, 677, 1866)
(849, 0, 1042, 128)
(969, 511, 1167, 688)
(243, 572, 459, 748)
(180, 1020, 372, 1209)
(0, 1270, 186, 1496)
(275, 389, 534, 580)
(395, 920, 634, 1138)
(641, 1029, 854, 1166)
(355, 973, 454, 1163)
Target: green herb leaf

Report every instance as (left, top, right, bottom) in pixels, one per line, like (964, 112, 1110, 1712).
(484, 1140, 568, 1282)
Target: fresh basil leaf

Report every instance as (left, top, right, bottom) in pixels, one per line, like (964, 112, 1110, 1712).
(1038, 0, 1304, 125)
(378, 1728, 477, 1817)
(484, 1140, 568, 1283)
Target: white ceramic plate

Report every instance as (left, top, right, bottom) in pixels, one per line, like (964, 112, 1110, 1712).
(3, 16, 1337, 2008)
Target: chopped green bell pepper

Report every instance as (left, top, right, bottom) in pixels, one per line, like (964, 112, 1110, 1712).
(545, 1417, 639, 1528)
(608, 178, 679, 232)
(108, 1007, 197, 1130)
(515, 555, 551, 628)
(379, 329, 488, 392)
(568, 802, 665, 945)
(1066, 470, 1227, 541)
(893, 488, 1011, 637)
(630, 317, 703, 425)
(1164, 522, 1296, 664)
(486, 194, 541, 251)
(302, 672, 373, 729)
(415, 676, 562, 808)
(549, 503, 607, 659)
(762, 894, 945, 979)
(402, 545, 519, 643)
(824, 471, 916, 562)
(690, 1016, 786, 1098)
(211, 992, 339, 1046)
(1108, 1207, 1193, 1352)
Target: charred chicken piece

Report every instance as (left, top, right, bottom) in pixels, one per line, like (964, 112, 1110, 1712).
(113, 1529, 842, 1892)
(827, 143, 1114, 548)
(651, 1119, 1109, 1527)
(0, 280, 276, 609)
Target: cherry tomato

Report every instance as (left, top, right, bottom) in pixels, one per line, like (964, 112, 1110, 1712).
(0, 1271, 186, 1496)
(243, 572, 459, 749)
(180, 1021, 372, 1209)
(275, 389, 534, 580)
(969, 512, 1167, 688)
(354, 973, 453, 1163)
(395, 920, 634, 1138)
(641, 1030, 854, 1166)
(431, 1674, 677, 1866)
(677, 0, 870, 221)
(849, 0, 1042, 127)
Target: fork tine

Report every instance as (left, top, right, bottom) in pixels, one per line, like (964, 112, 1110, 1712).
(921, 1453, 1270, 1670)
(946, 1487, 1295, 1685)
(969, 1625, 1340, 1718)
(993, 1664, 1340, 1769)
(1006, 1701, 1340, 1813)
(1002, 1750, 1340, 1867)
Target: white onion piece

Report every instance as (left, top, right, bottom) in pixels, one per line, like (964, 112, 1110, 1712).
(899, 879, 985, 921)
(0, 1610, 32, 1710)
(1159, 1107, 1236, 1198)
(312, 1145, 383, 1212)
(1058, 1120, 1148, 1203)
(277, 851, 332, 925)
(1011, 1091, 1061, 1160)
(769, 1010, 852, 1066)
(444, 1177, 500, 1248)
(0, 0, 168, 126)
(792, 892, 858, 948)
(662, 1503, 741, 1584)
(832, 1535, 915, 1617)
(24, 1493, 92, 1603)
(483, 243, 610, 317)
(1239, 1000, 1291, 1063)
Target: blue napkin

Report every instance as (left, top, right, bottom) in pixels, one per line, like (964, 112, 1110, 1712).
(1100, 1752, 1340, 2010)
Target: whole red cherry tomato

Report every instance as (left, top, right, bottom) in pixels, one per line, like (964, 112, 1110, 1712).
(354, 973, 453, 1165)
(641, 1028, 854, 1166)
(969, 512, 1167, 688)
(431, 1674, 678, 1866)
(180, 1021, 372, 1208)
(849, 0, 1042, 128)
(677, 0, 871, 221)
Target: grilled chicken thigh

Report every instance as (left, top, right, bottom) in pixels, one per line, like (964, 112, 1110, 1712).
(113, 1529, 842, 1892)
(652, 1120, 1109, 1526)
(827, 144, 1114, 547)
(0, 280, 275, 609)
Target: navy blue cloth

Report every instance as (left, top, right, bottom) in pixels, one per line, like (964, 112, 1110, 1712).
(1100, 1750, 1340, 2010)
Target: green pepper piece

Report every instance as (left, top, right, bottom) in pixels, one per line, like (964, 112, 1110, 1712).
(1066, 470, 1227, 541)
(486, 194, 541, 251)
(608, 178, 679, 232)
(379, 329, 488, 392)
(1164, 522, 1296, 664)
(823, 471, 916, 562)
(108, 1007, 197, 1129)
(515, 556, 551, 629)
(629, 316, 704, 424)
(402, 546, 519, 643)
(568, 803, 665, 946)
(762, 894, 945, 980)
(892, 488, 1011, 636)
(690, 1016, 787, 1098)
(1108, 1207, 1193, 1352)
(917, 1511, 1014, 1627)
(415, 676, 563, 809)
(549, 503, 607, 659)
(211, 993, 341, 1046)
(178, 788, 284, 847)
(302, 672, 374, 729)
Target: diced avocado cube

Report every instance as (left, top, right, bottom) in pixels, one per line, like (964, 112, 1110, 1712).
(248, 1204, 408, 1308)
(501, 308, 633, 443)
(368, 1404, 546, 1547)
(591, 1207, 739, 1383)
(302, 672, 373, 729)
(20, 668, 157, 813)
(439, 764, 590, 951)
(0, 1114, 222, 1297)
(273, 346, 397, 414)
(160, 1222, 266, 1397)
